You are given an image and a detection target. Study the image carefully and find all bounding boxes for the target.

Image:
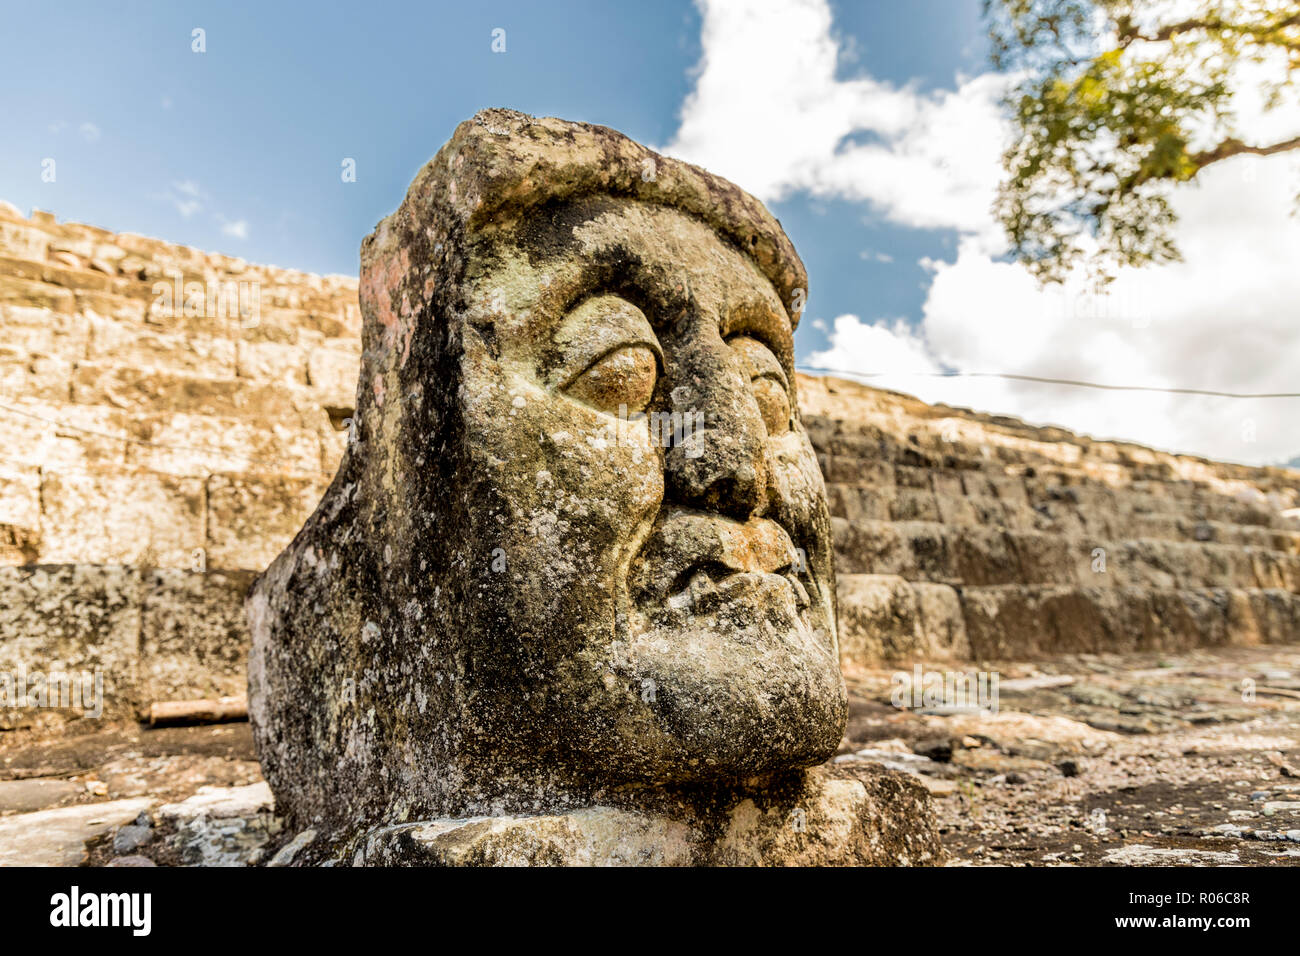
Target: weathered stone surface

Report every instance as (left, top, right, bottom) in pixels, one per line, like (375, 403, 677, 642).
(836, 574, 928, 665)
(2, 187, 1296, 705)
(249, 109, 864, 860)
(0, 462, 40, 564)
(124, 413, 324, 478)
(85, 309, 237, 374)
(958, 584, 1300, 659)
(0, 564, 139, 724)
(154, 782, 277, 866)
(235, 339, 306, 385)
(2, 117, 1295, 870)
(0, 198, 356, 575)
(834, 574, 972, 670)
(801, 376, 1299, 667)
(8, 401, 130, 472)
(38, 467, 204, 566)
(0, 778, 82, 813)
(913, 581, 971, 659)
(0, 798, 153, 866)
(306, 340, 361, 409)
(355, 764, 939, 867)
(0, 564, 259, 722)
(204, 474, 326, 571)
(112, 822, 153, 854)
(139, 569, 255, 703)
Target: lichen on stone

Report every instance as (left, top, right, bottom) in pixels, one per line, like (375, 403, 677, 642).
(247, 109, 939, 865)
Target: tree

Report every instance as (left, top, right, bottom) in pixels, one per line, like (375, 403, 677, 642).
(986, 0, 1300, 284)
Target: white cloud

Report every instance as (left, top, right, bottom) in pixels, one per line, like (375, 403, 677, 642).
(809, 152, 1300, 465)
(672, 0, 1300, 465)
(808, 315, 940, 380)
(665, 0, 1008, 237)
(153, 180, 249, 240)
(160, 180, 205, 218)
(78, 122, 101, 143)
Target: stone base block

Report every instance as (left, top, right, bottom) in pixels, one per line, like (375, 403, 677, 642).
(352, 764, 942, 867)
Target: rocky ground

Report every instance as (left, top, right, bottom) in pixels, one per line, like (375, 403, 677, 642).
(0, 720, 278, 866)
(840, 645, 1300, 866)
(1, 644, 1298, 866)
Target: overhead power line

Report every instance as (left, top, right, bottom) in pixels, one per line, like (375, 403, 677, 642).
(796, 366, 1300, 400)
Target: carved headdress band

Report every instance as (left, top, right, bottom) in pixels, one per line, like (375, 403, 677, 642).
(359, 108, 808, 375)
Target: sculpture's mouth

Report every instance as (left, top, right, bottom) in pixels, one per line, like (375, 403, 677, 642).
(628, 510, 814, 618)
(660, 567, 811, 616)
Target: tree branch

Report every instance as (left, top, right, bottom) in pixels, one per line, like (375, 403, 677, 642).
(1190, 134, 1300, 169)
(1118, 12, 1300, 46)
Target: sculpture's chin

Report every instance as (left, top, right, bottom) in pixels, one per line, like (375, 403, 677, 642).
(620, 573, 847, 781)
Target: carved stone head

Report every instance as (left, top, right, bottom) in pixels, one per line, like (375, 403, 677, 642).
(248, 110, 846, 835)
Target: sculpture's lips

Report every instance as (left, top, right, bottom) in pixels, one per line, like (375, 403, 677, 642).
(629, 510, 811, 611)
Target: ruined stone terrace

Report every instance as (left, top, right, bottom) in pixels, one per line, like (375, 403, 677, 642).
(799, 377, 1300, 669)
(1, 204, 1297, 725)
(0, 203, 356, 718)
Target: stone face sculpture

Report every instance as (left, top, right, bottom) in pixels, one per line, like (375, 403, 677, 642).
(249, 110, 938, 864)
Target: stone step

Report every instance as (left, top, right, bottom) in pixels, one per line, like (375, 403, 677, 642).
(0, 318, 360, 404)
(4, 394, 340, 477)
(956, 583, 1300, 660)
(826, 483, 1300, 551)
(0, 459, 329, 569)
(814, 431, 1298, 499)
(834, 573, 1300, 665)
(806, 417, 1064, 471)
(68, 362, 318, 425)
(831, 518, 1300, 591)
(1120, 515, 1300, 551)
(0, 564, 253, 723)
(822, 458, 1296, 527)
(812, 433, 1161, 482)
(11, 563, 1291, 715)
(835, 574, 968, 666)
(805, 413, 1300, 496)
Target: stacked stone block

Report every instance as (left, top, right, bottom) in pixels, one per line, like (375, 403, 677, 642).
(0, 202, 357, 719)
(799, 376, 1300, 667)
(2, 202, 1296, 715)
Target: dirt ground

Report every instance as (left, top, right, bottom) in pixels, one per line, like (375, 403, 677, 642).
(1, 645, 1298, 866)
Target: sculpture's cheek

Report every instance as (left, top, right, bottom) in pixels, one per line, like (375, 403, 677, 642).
(468, 372, 665, 596)
(766, 433, 830, 533)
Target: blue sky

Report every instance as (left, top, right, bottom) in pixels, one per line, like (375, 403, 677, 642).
(0, 0, 984, 361)
(3, 0, 1297, 465)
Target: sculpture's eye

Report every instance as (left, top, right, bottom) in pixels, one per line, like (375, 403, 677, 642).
(551, 295, 661, 415)
(563, 344, 659, 414)
(729, 335, 791, 435)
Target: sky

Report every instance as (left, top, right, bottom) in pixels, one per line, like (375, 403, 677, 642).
(2, 0, 1297, 466)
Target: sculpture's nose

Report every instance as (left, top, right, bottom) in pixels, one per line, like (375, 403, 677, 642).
(661, 317, 771, 521)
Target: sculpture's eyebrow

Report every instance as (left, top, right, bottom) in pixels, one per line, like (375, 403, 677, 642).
(548, 253, 689, 330)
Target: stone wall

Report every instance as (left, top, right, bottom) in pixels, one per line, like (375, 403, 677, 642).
(799, 377, 1300, 670)
(0, 202, 358, 720)
(2, 204, 1297, 719)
